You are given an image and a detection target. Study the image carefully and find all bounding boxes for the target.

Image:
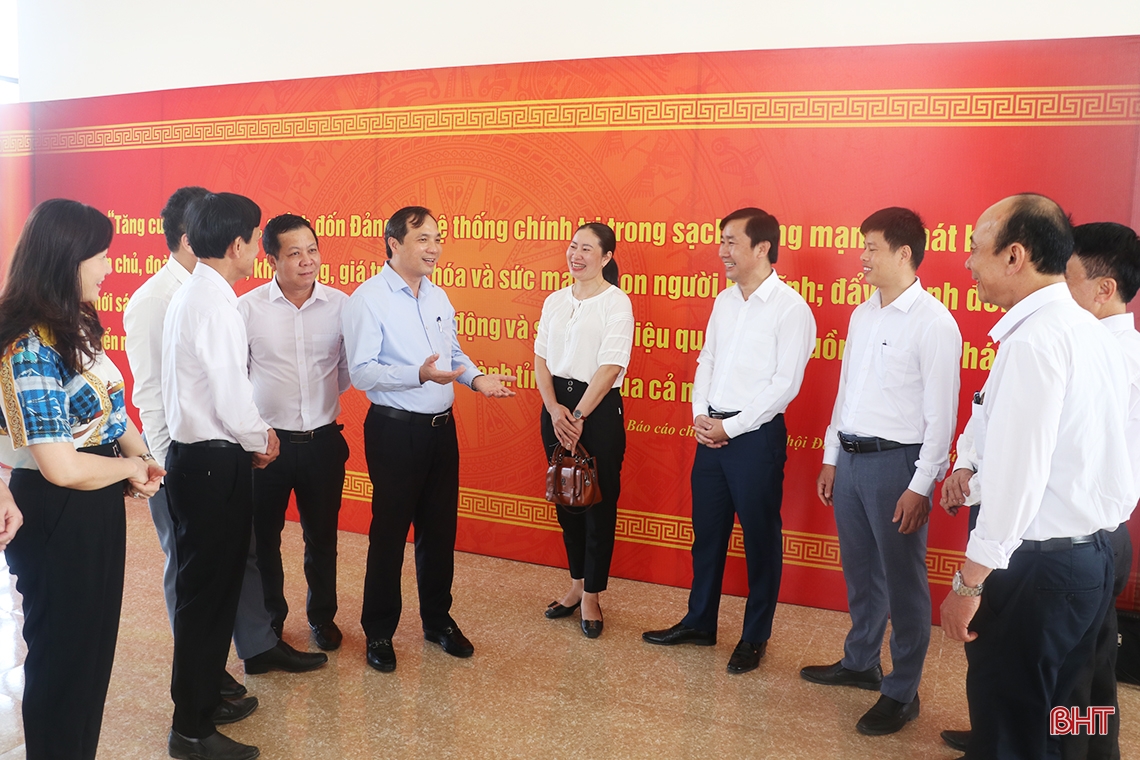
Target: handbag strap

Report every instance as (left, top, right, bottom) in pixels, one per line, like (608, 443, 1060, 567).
(548, 442, 593, 464)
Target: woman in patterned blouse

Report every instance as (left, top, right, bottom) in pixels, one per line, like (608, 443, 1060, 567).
(0, 199, 164, 760)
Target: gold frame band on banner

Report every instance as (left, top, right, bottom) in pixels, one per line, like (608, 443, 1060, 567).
(2, 85, 1139, 157)
(342, 471, 965, 586)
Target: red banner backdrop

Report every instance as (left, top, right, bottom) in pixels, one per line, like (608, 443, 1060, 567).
(1, 37, 1139, 619)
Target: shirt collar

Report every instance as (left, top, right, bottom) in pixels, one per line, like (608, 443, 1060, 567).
(192, 261, 238, 304)
(989, 281, 1071, 342)
(267, 277, 327, 308)
(731, 268, 779, 302)
(379, 261, 430, 297)
(1101, 312, 1136, 335)
(168, 256, 193, 283)
(869, 277, 923, 313)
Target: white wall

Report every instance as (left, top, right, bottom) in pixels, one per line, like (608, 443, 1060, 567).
(15, 0, 1140, 103)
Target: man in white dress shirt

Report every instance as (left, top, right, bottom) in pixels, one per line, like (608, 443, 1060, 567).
(1062, 221, 1140, 760)
(125, 190, 324, 721)
(162, 192, 281, 760)
(239, 214, 350, 652)
(802, 207, 962, 736)
(642, 207, 816, 675)
(124, 186, 209, 629)
(940, 194, 1132, 760)
(342, 206, 513, 674)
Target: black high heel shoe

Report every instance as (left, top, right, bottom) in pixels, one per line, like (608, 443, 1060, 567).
(545, 599, 582, 619)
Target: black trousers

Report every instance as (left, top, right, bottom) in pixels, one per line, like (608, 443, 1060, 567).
(966, 534, 1114, 760)
(6, 451, 125, 760)
(682, 414, 786, 644)
(360, 406, 460, 640)
(253, 427, 348, 630)
(1061, 523, 1133, 760)
(165, 442, 254, 738)
(540, 379, 626, 593)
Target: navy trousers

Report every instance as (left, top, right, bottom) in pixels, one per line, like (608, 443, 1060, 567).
(1061, 523, 1132, 760)
(682, 414, 786, 644)
(832, 444, 930, 703)
(966, 534, 1114, 760)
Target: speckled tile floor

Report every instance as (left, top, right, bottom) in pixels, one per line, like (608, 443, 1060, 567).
(0, 500, 1138, 759)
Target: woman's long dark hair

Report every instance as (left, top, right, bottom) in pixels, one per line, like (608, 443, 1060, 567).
(0, 199, 113, 374)
(577, 222, 619, 287)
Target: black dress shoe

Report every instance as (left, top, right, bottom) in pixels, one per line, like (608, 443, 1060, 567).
(642, 622, 716, 646)
(366, 639, 396, 672)
(856, 693, 920, 736)
(581, 618, 603, 638)
(219, 671, 246, 699)
(424, 626, 474, 657)
(168, 728, 260, 760)
(211, 696, 259, 725)
(726, 640, 767, 674)
(941, 729, 970, 751)
(545, 600, 581, 619)
(800, 660, 883, 690)
(310, 621, 343, 651)
(243, 639, 328, 674)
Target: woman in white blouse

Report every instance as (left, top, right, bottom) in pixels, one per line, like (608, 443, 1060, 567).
(534, 223, 634, 638)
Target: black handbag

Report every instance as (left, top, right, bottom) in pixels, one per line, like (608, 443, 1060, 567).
(545, 443, 602, 513)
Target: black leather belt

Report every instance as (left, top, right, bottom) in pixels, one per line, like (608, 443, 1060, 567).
(839, 432, 908, 454)
(708, 407, 740, 420)
(173, 439, 243, 450)
(1019, 533, 1101, 552)
(275, 423, 343, 444)
(371, 404, 452, 427)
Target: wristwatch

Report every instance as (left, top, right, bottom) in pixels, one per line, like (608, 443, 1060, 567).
(951, 570, 984, 597)
(572, 409, 585, 420)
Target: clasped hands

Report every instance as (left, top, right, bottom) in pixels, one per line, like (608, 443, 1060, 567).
(548, 405, 583, 451)
(125, 456, 166, 499)
(693, 415, 729, 448)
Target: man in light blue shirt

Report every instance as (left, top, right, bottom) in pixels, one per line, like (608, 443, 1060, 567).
(343, 205, 513, 673)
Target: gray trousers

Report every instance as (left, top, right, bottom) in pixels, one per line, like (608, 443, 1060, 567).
(833, 445, 930, 703)
(148, 485, 277, 660)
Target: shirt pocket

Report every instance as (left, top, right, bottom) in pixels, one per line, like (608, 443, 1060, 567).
(877, 344, 918, 389)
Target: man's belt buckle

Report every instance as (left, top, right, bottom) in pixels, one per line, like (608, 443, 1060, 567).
(431, 412, 450, 427)
(289, 430, 316, 444)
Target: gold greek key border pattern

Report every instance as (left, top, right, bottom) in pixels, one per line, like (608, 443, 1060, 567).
(343, 476, 963, 585)
(4, 85, 1138, 157)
